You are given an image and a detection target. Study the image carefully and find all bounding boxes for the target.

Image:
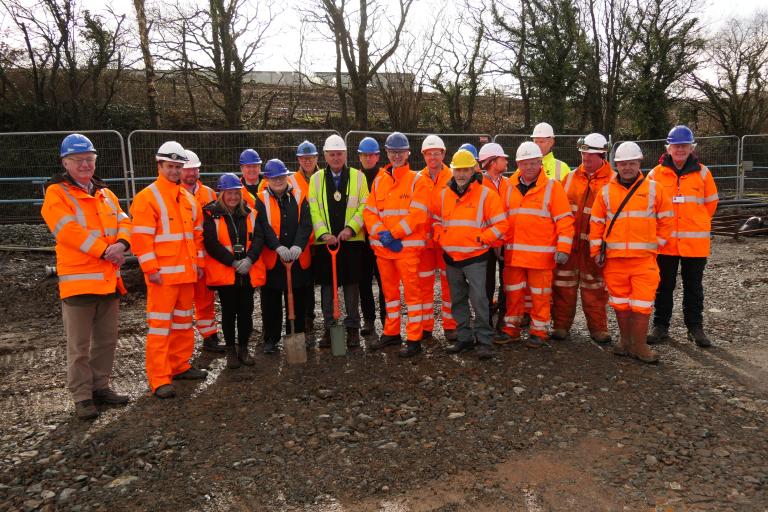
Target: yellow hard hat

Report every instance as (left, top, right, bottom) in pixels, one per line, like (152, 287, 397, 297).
(450, 149, 477, 169)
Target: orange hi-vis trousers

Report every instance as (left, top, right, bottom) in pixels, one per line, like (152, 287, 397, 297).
(146, 282, 195, 391)
(552, 244, 608, 333)
(418, 247, 456, 332)
(503, 267, 553, 338)
(378, 255, 423, 342)
(193, 276, 218, 338)
(603, 256, 660, 314)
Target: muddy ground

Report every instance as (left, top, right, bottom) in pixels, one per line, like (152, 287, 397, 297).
(0, 225, 767, 511)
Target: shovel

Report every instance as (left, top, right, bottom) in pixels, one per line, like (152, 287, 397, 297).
(283, 260, 307, 365)
(328, 243, 347, 356)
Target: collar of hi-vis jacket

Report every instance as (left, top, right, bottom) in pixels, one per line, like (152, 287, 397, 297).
(382, 163, 412, 181)
(155, 173, 185, 196)
(420, 164, 450, 183)
(510, 167, 548, 189)
(50, 172, 108, 194)
(574, 160, 613, 181)
(661, 153, 701, 176)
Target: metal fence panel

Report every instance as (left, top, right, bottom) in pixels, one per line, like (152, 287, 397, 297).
(0, 130, 128, 224)
(344, 131, 492, 171)
(611, 136, 740, 198)
(127, 129, 341, 200)
(740, 134, 768, 198)
(493, 134, 587, 171)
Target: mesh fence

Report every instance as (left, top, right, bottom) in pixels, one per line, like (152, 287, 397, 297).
(493, 134, 587, 173)
(740, 135, 768, 198)
(0, 131, 128, 224)
(127, 130, 341, 199)
(344, 131, 492, 171)
(610, 136, 740, 198)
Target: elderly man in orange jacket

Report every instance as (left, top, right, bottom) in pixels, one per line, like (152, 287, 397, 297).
(42, 133, 132, 420)
(130, 141, 208, 399)
(502, 142, 575, 348)
(431, 149, 508, 360)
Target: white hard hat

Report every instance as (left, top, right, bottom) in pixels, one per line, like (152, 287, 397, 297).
(183, 150, 201, 168)
(478, 143, 508, 165)
(156, 141, 188, 163)
(515, 141, 543, 161)
(613, 142, 643, 162)
(323, 134, 347, 151)
(531, 122, 555, 138)
(578, 133, 609, 154)
(421, 135, 446, 152)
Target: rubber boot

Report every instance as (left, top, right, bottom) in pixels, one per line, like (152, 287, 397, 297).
(612, 310, 632, 357)
(630, 312, 659, 364)
(226, 345, 241, 369)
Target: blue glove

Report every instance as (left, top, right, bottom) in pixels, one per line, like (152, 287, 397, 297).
(379, 231, 394, 246)
(389, 239, 403, 252)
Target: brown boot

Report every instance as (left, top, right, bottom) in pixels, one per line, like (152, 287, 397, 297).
(612, 310, 632, 357)
(630, 312, 659, 364)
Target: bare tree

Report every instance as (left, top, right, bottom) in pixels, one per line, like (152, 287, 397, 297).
(133, 0, 161, 128)
(689, 13, 768, 136)
(374, 35, 429, 132)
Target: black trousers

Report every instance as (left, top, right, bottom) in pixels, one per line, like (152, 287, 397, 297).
(485, 249, 505, 326)
(217, 285, 255, 346)
(654, 255, 707, 328)
(359, 243, 385, 323)
(262, 285, 307, 343)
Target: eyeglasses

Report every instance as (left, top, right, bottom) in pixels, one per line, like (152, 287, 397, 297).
(67, 156, 97, 165)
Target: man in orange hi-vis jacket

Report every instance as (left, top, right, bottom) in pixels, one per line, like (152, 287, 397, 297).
(363, 132, 431, 358)
(130, 141, 208, 399)
(590, 142, 674, 363)
(179, 149, 224, 353)
(42, 133, 131, 420)
(502, 142, 575, 348)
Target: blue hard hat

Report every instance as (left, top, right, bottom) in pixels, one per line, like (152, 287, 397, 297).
(384, 132, 409, 150)
(666, 125, 695, 145)
(459, 143, 479, 159)
(60, 134, 97, 157)
(217, 173, 243, 191)
(358, 137, 380, 154)
(296, 140, 318, 157)
(262, 159, 291, 179)
(239, 148, 262, 165)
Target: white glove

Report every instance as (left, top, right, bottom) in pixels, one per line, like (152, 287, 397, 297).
(276, 246, 292, 261)
(554, 251, 569, 265)
(235, 257, 253, 275)
(288, 245, 302, 261)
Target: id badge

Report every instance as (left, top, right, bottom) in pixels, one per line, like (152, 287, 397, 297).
(672, 195, 685, 204)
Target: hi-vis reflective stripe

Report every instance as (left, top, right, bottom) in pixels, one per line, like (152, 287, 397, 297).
(133, 226, 156, 235)
(529, 286, 552, 294)
(80, 234, 98, 253)
(58, 272, 105, 282)
(606, 242, 657, 250)
(52, 215, 76, 237)
(148, 327, 170, 336)
(139, 252, 156, 263)
(382, 209, 410, 216)
(399, 219, 413, 235)
(657, 210, 674, 218)
(563, 172, 575, 194)
(419, 270, 435, 277)
(511, 243, 555, 253)
(629, 299, 654, 308)
(170, 322, 193, 330)
(173, 308, 194, 317)
(148, 183, 171, 234)
(555, 160, 562, 180)
(385, 300, 400, 308)
(147, 312, 172, 320)
(558, 236, 573, 244)
(58, 184, 86, 226)
(442, 245, 483, 253)
(387, 312, 400, 319)
(704, 193, 719, 203)
(609, 295, 630, 304)
(370, 239, 425, 247)
(411, 201, 428, 212)
(159, 265, 186, 274)
(671, 231, 710, 239)
(504, 281, 527, 291)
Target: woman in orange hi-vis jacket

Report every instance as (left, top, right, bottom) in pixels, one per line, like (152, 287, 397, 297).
(589, 142, 674, 363)
(647, 126, 719, 348)
(130, 141, 207, 399)
(502, 142, 575, 348)
(363, 132, 431, 358)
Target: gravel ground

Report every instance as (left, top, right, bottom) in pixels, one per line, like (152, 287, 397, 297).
(0, 225, 767, 511)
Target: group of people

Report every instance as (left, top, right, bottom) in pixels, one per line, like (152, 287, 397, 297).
(42, 123, 718, 419)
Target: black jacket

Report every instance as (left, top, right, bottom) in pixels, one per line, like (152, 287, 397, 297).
(203, 201, 264, 287)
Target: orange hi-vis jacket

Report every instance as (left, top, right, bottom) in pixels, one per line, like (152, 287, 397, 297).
(589, 174, 675, 259)
(42, 175, 131, 299)
(419, 164, 453, 249)
(130, 174, 205, 284)
(431, 179, 509, 261)
(503, 170, 575, 270)
(204, 209, 266, 287)
(363, 163, 430, 259)
(259, 186, 311, 270)
(482, 172, 509, 198)
(648, 160, 719, 257)
(561, 161, 615, 253)
(192, 181, 216, 206)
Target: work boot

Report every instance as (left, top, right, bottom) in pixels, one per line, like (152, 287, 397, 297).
(173, 367, 208, 380)
(263, 339, 278, 354)
(318, 329, 331, 349)
(421, 330, 433, 342)
(93, 388, 129, 406)
(347, 328, 361, 348)
(75, 399, 98, 420)
(398, 341, 422, 358)
(446, 339, 474, 353)
(444, 329, 458, 342)
(612, 310, 632, 357)
(630, 312, 659, 364)
(369, 334, 402, 350)
(493, 331, 515, 345)
(226, 345, 241, 369)
(590, 331, 612, 344)
(646, 324, 670, 345)
(526, 335, 545, 349)
(687, 326, 712, 348)
(238, 345, 255, 366)
(361, 319, 376, 336)
(477, 344, 495, 360)
(202, 334, 225, 353)
(550, 328, 569, 341)
(154, 384, 176, 399)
